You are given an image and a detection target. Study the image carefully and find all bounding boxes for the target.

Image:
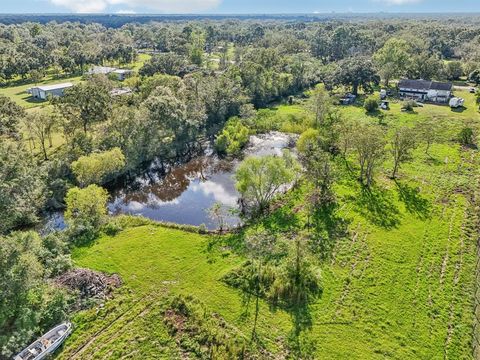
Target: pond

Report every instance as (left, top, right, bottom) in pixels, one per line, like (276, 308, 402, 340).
(44, 132, 294, 231)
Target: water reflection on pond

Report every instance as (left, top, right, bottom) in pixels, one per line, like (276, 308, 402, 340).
(46, 132, 294, 231)
(109, 156, 239, 229)
(109, 132, 294, 229)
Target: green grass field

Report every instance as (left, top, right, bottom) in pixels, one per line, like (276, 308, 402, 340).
(56, 90, 479, 358)
(0, 74, 83, 109)
(0, 54, 151, 109)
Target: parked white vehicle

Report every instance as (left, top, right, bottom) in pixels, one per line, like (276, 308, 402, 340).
(14, 322, 72, 360)
(449, 97, 465, 108)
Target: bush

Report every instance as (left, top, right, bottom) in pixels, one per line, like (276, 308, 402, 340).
(402, 100, 416, 111)
(364, 97, 379, 112)
(459, 127, 476, 147)
(65, 185, 109, 235)
(163, 295, 252, 358)
(71, 147, 126, 187)
(214, 117, 250, 157)
(102, 220, 124, 236)
(0, 232, 72, 358)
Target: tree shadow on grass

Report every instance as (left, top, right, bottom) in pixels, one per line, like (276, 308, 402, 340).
(307, 202, 350, 260)
(285, 303, 316, 357)
(395, 180, 431, 220)
(424, 155, 443, 166)
(259, 204, 302, 233)
(349, 185, 401, 229)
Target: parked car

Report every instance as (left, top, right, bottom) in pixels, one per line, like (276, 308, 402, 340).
(470, 87, 476, 94)
(380, 89, 387, 100)
(340, 93, 356, 105)
(380, 101, 389, 110)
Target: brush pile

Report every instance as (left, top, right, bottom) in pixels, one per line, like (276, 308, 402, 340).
(55, 268, 122, 300)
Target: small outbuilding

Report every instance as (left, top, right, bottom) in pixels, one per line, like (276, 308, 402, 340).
(29, 82, 74, 100)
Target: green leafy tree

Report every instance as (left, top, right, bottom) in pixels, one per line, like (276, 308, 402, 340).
(65, 185, 109, 231)
(0, 94, 24, 137)
(307, 84, 333, 127)
(334, 57, 379, 95)
(235, 152, 298, 214)
(139, 53, 187, 77)
(143, 86, 189, 158)
(469, 69, 480, 85)
(406, 53, 444, 80)
(390, 126, 418, 179)
(0, 140, 46, 234)
(415, 119, 439, 156)
(244, 230, 277, 340)
(55, 80, 111, 134)
(0, 231, 70, 358)
(374, 38, 411, 85)
(458, 127, 475, 147)
(29, 69, 45, 84)
(71, 148, 126, 187)
(269, 236, 322, 307)
(445, 61, 463, 80)
(353, 124, 386, 187)
(364, 97, 379, 113)
(23, 111, 57, 160)
(214, 118, 250, 156)
(297, 129, 336, 204)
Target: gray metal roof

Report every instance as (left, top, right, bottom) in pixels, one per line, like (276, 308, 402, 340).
(398, 79, 432, 90)
(429, 81, 453, 91)
(398, 79, 452, 92)
(34, 82, 74, 91)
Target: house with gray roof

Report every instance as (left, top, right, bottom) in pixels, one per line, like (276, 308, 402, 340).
(398, 79, 453, 104)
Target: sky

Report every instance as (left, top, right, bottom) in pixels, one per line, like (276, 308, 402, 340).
(0, 0, 479, 14)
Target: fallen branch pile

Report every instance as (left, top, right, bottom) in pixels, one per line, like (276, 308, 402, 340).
(55, 268, 122, 300)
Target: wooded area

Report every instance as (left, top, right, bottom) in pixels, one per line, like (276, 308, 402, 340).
(1, 14, 480, 359)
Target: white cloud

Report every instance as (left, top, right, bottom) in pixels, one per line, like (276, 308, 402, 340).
(190, 181, 238, 207)
(117, 9, 136, 14)
(381, 0, 423, 4)
(50, 0, 222, 13)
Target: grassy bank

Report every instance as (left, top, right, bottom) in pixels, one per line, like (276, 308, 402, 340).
(57, 147, 477, 359)
(54, 88, 479, 358)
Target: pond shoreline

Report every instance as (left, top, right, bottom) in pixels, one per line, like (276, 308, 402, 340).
(42, 131, 296, 232)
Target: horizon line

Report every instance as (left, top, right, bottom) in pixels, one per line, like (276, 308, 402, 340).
(1, 12, 480, 15)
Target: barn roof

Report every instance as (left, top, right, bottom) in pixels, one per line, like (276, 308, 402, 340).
(34, 82, 74, 91)
(429, 81, 453, 91)
(398, 79, 432, 90)
(398, 79, 452, 92)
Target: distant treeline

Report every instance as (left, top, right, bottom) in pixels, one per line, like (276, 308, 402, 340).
(2, 13, 480, 28)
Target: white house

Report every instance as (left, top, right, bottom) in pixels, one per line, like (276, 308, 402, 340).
(29, 82, 74, 100)
(398, 79, 453, 104)
(86, 66, 133, 81)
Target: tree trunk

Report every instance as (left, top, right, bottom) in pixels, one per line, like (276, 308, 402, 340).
(352, 82, 359, 96)
(41, 140, 48, 161)
(391, 161, 399, 179)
